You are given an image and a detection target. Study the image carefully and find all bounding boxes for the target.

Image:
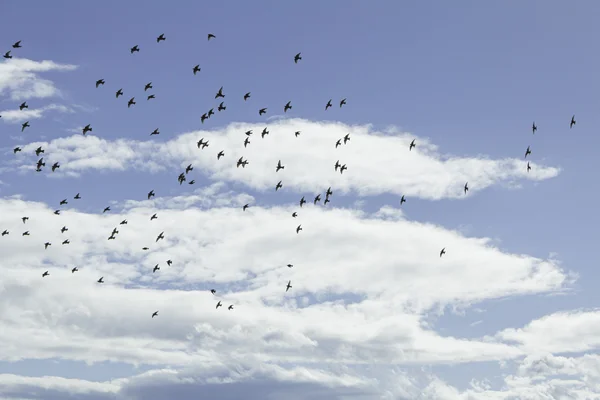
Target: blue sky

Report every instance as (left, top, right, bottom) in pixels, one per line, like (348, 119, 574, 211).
(0, 1, 599, 399)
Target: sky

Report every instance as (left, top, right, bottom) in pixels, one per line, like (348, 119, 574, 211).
(0, 0, 599, 399)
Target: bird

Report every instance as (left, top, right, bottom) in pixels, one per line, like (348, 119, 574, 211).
(186, 164, 193, 174)
(259, 108, 267, 116)
(217, 150, 224, 160)
(153, 264, 160, 273)
(142, 247, 149, 251)
(243, 204, 249, 211)
(116, 89, 123, 98)
(22, 217, 29, 224)
(210, 289, 216, 294)
(208, 33, 216, 40)
(130, 45, 140, 54)
(440, 248, 446, 257)
(53, 210, 60, 215)
(35, 146, 44, 156)
(527, 162, 531, 172)
(216, 301, 222, 309)
(21, 121, 30, 132)
(325, 99, 332, 110)
(570, 115, 576, 129)
(300, 197, 306, 207)
(120, 219, 127, 225)
(340, 164, 347, 174)
(326, 187, 333, 197)
(147, 190, 155, 199)
(12, 40, 22, 48)
(215, 86, 224, 99)
(156, 34, 166, 43)
(62, 239, 70, 245)
(22, 231, 29, 236)
(335, 139, 342, 148)
(13, 147, 21, 154)
(296, 225, 302, 234)
(343, 133, 350, 144)
(207, 108, 215, 117)
(197, 139, 206, 148)
(19, 102, 28, 110)
(261, 127, 269, 138)
(314, 194, 321, 205)
(400, 195, 406, 205)
(409, 139, 416, 151)
(150, 128, 160, 136)
(1, 230, 8, 236)
(228, 305, 234, 310)
(464, 182, 469, 194)
(74, 193, 81, 199)
(340, 98, 347, 107)
(82, 124, 92, 135)
(532, 122, 537, 134)
(59, 199, 67, 205)
(44, 242, 51, 249)
(71, 267, 78, 273)
(147, 94, 155, 100)
(244, 137, 250, 148)
(286, 280, 292, 292)
(128, 97, 136, 108)
(525, 146, 531, 158)
(150, 213, 158, 221)
(96, 79, 105, 88)
(156, 231, 164, 241)
(292, 212, 297, 218)
(61, 226, 68, 233)
(276, 160, 284, 172)
(3, 51, 12, 59)
(144, 82, 153, 91)
(244, 92, 251, 101)
(284, 101, 292, 112)
(97, 277, 104, 283)
(51, 162, 60, 172)
(103, 207, 110, 213)
(42, 271, 49, 277)
(276, 181, 283, 191)
(287, 264, 293, 268)
(294, 53, 302, 63)
(167, 260, 172, 266)
(295, 131, 301, 137)
(193, 65, 201, 75)
(152, 311, 159, 318)
(218, 102, 226, 111)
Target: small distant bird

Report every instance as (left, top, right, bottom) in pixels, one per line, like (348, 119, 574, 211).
(440, 248, 446, 257)
(153, 264, 160, 273)
(464, 182, 469, 194)
(242, 204, 249, 212)
(35, 146, 44, 156)
(19, 102, 28, 110)
(1, 230, 7, 236)
(244, 92, 251, 101)
(142, 247, 149, 251)
(314, 194, 321, 205)
(150, 213, 158, 221)
(276, 160, 284, 172)
(296, 225, 302, 234)
(150, 128, 160, 136)
(216, 301, 222, 309)
(22, 217, 28, 223)
(54, 210, 60, 215)
(208, 108, 214, 117)
(44, 242, 51, 249)
(42, 271, 49, 277)
(62, 239, 70, 245)
(144, 82, 153, 91)
(570, 115, 576, 129)
(527, 162, 531, 172)
(532, 122, 537, 134)
(210, 289, 216, 294)
(325, 99, 332, 110)
(71, 267, 78, 273)
(186, 164, 193, 174)
(340, 164, 347, 174)
(120, 219, 127, 225)
(261, 127, 269, 138)
(156, 231, 164, 242)
(287, 264, 293, 268)
(96, 79, 105, 88)
(12, 41, 22, 48)
(259, 108, 267, 116)
(218, 102, 226, 111)
(59, 199, 67, 205)
(340, 98, 347, 108)
(193, 64, 201, 75)
(284, 101, 292, 112)
(13, 147, 21, 154)
(152, 311, 159, 318)
(292, 212, 297, 218)
(21, 121, 30, 132)
(167, 260, 172, 266)
(300, 196, 306, 207)
(61, 226, 68, 233)
(276, 181, 283, 191)
(286, 280, 292, 292)
(103, 207, 110, 213)
(295, 131, 301, 137)
(335, 139, 342, 148)
(82, 124, 92, 135)
(156, 34, 166, 43)
(208, 33, 216, 40)
(52, 162, 60, 172)
(215, 86, 224, 99)
(326, 187, 333, 197)
(294, 53, 302, 63)
(525, 146, 531, 158)
(147, 94, 155, 100)
(201, 113, 208, 123)
(217, 150, 224, 160)
(148, 190, 155, 199)
(22, 231, 29, 236)
(409, 139, 416, 151)
(227, 305, 234, 310)
(74, 193, 81, 199)
(400, 195, 406, 205)
(130, 45, 140, 54)
(3, 51, 12, 59)
(97, 277, 104, 283)
(116, 88, 123, 98)
(128, 97, 136, 108)
(343, 133, 350, 144)
(244, 137, 250, 148)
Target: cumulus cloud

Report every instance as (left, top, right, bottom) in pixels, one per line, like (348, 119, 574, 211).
(0, 58, 78, 101)
(0, 103, 74, 123)
(6, 119, 561, 200)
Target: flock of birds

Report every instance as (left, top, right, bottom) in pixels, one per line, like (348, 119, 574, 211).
(0, 35, 579, 318)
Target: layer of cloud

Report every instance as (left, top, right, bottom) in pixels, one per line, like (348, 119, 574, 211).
(0, 58, 78, 101)
(0, 103, 74, 123)
(6, 119, 561, 200)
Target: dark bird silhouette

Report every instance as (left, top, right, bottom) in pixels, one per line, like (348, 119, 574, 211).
(197, 139, 206, 148)
(340, 164, 347, 174)
(3, 51, 12, 59)
(156, 34, 166, 43)
(287, 264, 293, 268)
(62, 239, 70, 245)
(218, 102, 226, 111)
(228, 305, 234, 310)
(13, 147, 21, 154)
(72, 267, 78, 273)
(22, 216, 29, 223)
(59, 199, 67, 205)
(74, 193, 81, 199)
(340, 98, 347, 108)
(130, 45, 140, 54)
(44, 242, 51, 249)
(35, 146, 44, 156)
(243, 204, 249, 211)
(116, 88, 123, 98)
(244, 137, 250, 148)
(216, 301, 222, 309)
(128, 97, 136, 108)
(147, 94, 155, 100)
(335, 139, 342, 148)
(296, 225, 302, 234)
(97, 277, 104, 283)
(153, 264, 160, 273)
(21, 121, 30, 132)
(208, 33, 216, 40)
(96, 79, 105, 88)
(152, 311, 159, 318)
(112, 227, 119, 236)
(400, 195, 406, 205)
(295, 131, 301, 137)
(286, 280, 292, 292)
(244, 92, 251, 101)
(210, 289, 216, 294)
(156, 231, 164, 241)
(61, 226, 68, 233)
(300, 196, 306, 207)
(314, 194, 321, 205)
(525, 146, 531, 158)
(150, 213, 158, 221)
(82, 124, 92, 135)
(215, 86, 224, 99)
(167, 260, 172, 266)
(120, 219, 127, 225)
(324, 198, 330, 205)
(193, 65, 201, 75)
(343, 133, 350, 144)
(261, 127, 269, 138)
(570, 115, 576, 129)
(294, 53, 302, 63)
(409, 139, 416, 151)
(201, 113, 208, 123)
(22, 231, 29, 236)
(209, 108, 215, 118)
(292, 212, 297, 217)
(464, 182, 469, 194)
(276, 181, 283, 191)
(144, 82, 153, 91)
(1, 230, 8, 236)
(103, 207, 110, 213)
(259, 108, 267, 116)
(527, 162, 531, 172)
(284, 101, 292, 112)
(142, 247, 149, 251)
(12, 41, 22, 48)
(52, 162, 60, 172)
(440, 248, 446, 257)
(217, 150, 224, 160)
(326, 187, 333, 197)
(276, 160, 284, 172)
(19, 101, 28, 110)
(178, 172, 186, 185)
(532, 122, 537, 134)
(246, 130, 254, 136)
(325, 99, 332, 110)
(148, 190, 155, 199)
(42, 271, 49, 277)
(186, 164, 193, 174)
(53, 210, 60, 215)
(150, 128, 160, 136)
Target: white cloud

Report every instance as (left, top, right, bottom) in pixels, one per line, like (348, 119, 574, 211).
(0, 58, 78, 101)
(0, 104, 74, 123)
(6, 119, 561, 200)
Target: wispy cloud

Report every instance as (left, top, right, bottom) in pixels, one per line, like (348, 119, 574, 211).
(0, 104, 74, 123)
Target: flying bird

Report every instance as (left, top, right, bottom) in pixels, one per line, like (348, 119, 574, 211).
(527, 162, 531, 172)
(296, 225, 302, 234)
(215, 86, 224, 99)
(156, 34, 166, 42)
(42, 271, 49, 277)
(532, 122, 537, 134)
(409, 139, 416, 151)
(335, 139, 342, 148)
(35, 146, 44, 156)
(259, 108, 267, 116)
(261, 127, 269, 138)
(208, 33, 216, 40)
(71, 267, 78, 273)
(44, 242, 51, 249)
(340, 98, 347, 107)
(217, 150, 224, 160)
(82, 124, 92, 135)
(244, 92, 251, 101)
(464, 182, 469, 194)
(12, 40, 22, 48)
(276, 160, 284, 172)
(150, 128, 160, 136)
(148, 190, 155, 199)
(295, 131, 301, 137)
(400, 195, 406, 205)
(62, 239, 70, 245)
(3, 51, 12, 59)
(51, 162, 60, 172)
(186, 164, 193, 174)
(61, 226, 68, 233)
(218, 102, 226, 111)
(74, 193, 81, 199)
(440, 248, 446, 257)
(19, 102, 28, 110)
(150, 213, 158, 221)
(22, 217, 28, 223)
(243, 204, 249, 211)
(287, 264, 293, 268)
(525, 146, 531, 158)
(96, 79, 105, 88)
(153, 264, 160, 273)
(211, 289, 216, 294)
(284, 101, 292, 112)
(116, 88, 123, 98)
(193, 65, 201, 75)
(103, 207, 110, 213)
(147, 94, 155, 100)
(152, 311, 159, 318)
(144, 82, 153, 91)
(228, 305, 234, 310)
(156, 231, 164, 241)
(286, 280, 292, 292)
(130, 45, 140, 54)
(1, 230, 8, 236)
(294, 53, 302, 63)
(21, 121, 30, 132)
(314, 194, 321, 205)
(128, 97, 136, 108)
(216, 301, 222, 309)
(167, 260, 172, 266)
(570, 115, 576, 129)
(276, 181, 283, 191)
(300, 196, 306, 207)
(13, 147, 21, 154)
(343, 133, 350, 144)
(97, 277, 104, 283)
(325, 99, 332, 110)
(244, 137, 250, 147)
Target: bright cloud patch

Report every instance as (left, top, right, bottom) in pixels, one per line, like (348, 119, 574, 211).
(0, 58, 77, 101)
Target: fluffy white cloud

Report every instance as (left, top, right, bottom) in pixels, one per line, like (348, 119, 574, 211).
(0, 58, 77, 101)
(0, 104, 74, 123)
(6, 119, 561, 200)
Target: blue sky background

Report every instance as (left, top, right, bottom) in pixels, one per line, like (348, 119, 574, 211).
(0, 1, 599, 399)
